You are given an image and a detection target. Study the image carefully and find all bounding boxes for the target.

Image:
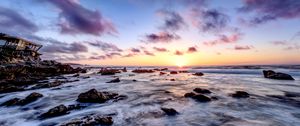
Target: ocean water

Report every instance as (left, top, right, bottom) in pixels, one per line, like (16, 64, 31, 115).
(0, 67, 299, 126)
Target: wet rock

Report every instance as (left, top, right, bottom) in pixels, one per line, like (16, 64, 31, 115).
(76, 89, 120, 103)
(170, 71, 178, 74)
(18, 92, 43, 105)
(40, 104, 69, 119)
(32, 81, 62, 89)
(0, 98, 20, 106)
(62, 115, 113, 126)
(285, 92, 300, 97)
(132, 79, 137, 82)
(263, 70, 294, 80)
(193, 72, 204, 76)
(72, 73, 80, 77)
(179, 70, 188, 73)
(184, 92, 196, 97)
(0, 85, 24, 93)
(230, 91, 249, 98)
(67, 104, 86, 111)
(98, 68, 120, 75)
(132, 69, 155, 73)
(161, 107, 179, 116)
(193, 88, 211, 94)
(170, 79, 175, 81)
(159, 72, 166, 75)
(122, 67, 127, 72)
(191, 94, 211, 102)
(106, 78, 120, 83)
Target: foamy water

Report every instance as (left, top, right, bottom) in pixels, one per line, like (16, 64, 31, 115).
(0, 67, 299, 126)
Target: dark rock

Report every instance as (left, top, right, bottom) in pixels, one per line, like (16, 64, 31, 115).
(161, 107, 179, 116)
(132, 79, 137, 82)
(72, 73, 80, 77)
(193, 72, 204, 76)
(170, 79, 175, 81)
(193, 88, 211, 94)
(263, 70, 294, 80)
(191, 94, 211, 102)
(94, 116, 113, 125)
(231, 91, 249, 98)
(0, 85, 24, 93)
(106, 78, 120, 83)
(77, 89, 109, 103)
(98, 68, 120, 75)
(170, 71, 178, 74)
(17, 92, 43, 105)
(122, 67, 127, 72)
(132, 69, 155, 73)
(67, 104, 86, 111)
(159, 72, 166, 75)
(0, 98, 20, 106)
(179, 71, 188, 73)
(40, 104, 69, 119)
(184, 92, 196, 97)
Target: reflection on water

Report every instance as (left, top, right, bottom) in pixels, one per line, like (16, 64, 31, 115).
(0, 68, 299, 126)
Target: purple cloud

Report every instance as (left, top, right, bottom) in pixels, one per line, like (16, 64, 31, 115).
(144, 31, 180, 43)
(189, 8, 229, 33)
(46, 0, 117, 35)
(270, 41, 287, 45)
(87, 41, 122, 52)
(157, 10, 186, 31)
(203, 33, 242, 46)
(239, 0, 300, 25)
(42, 42, 88, 53)
(174, 50, 184, 55)
(131, 48, 141, 53)
(153, 47, 168, 52)
(187, 46, 198, 53)
(89, 55, 106, 60)
(144, 50, 155, 56)
(234, 45, 254, 50)
(0, 6, 38, 33)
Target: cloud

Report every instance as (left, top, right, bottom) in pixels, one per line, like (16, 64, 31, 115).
(187, 46, 198, 53)
(239, 0, 300, 25)
(157, 10, 186, 31)
(234, 45, 254, 50)
(203, 33, 242, 46)
(144, 50, 155, 56)
(153, 47, 168, 52)
(284, 44, 300, 51)
(89, 55, 106, 60)
(174, 50, 184, 55)
(0, 6, 38, 33)
(131, 48, 141, 53)
(87, 41, 122, 52)
(189, 8, 229, 33)
(144, 31, 180, 43)
(41, 42, 88, 53)
(46, 0, 117, 35)
(270, 41, 287, 45)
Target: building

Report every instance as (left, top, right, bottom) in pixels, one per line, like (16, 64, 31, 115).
(0, 33, 42, 61)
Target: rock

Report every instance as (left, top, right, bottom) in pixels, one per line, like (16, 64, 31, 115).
(191, 94, 211, 102)
(230, 91, 249, 98)
(106, 78, 120, 83)
(0, 85, 24, 93)
(17, 92, 43, 105)
(67, 104, 86, 111)
(170, 79, 175, 81)
(122, 67, 127, 72)
(161, 107, 179, 116)
(98, 68, 120, 75)
(72, 73, 80, 77)
(0, 98, 20, 106)
(170, 71, 178, 74)
(40, 104, 69, 119)
(159, 72, 166, 75)
(132, 79, 137, 82)
(193, 72, 204, 76)
(193, 88, 211, 94)
(263, 70, 294, 80)
(132, 69, 155, 73)
(184, 92, 196, 97)
(77, 89, 109, 103)
(94, 116, 113, 125)
(179, 71, 188, 73)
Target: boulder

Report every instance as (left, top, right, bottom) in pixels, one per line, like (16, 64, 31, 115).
(170, 79, 175, 81)
(193, 88, 211, 94)
(191, 94, 211, 102)
(40, 104, 69, 119)
(94, 116, 113, 125)
(170, 71, 178, 74)
(18, 92, 43, 105)
(193, 72, 204, 76)
(159, 72, 166, 75)
(184, 92, 196, 97)
(77, 89, 109, 103)
(132, 69, 155, 73)
(0, 85, 24, 93)
(230, 91, 249, 98)
(0, 98, 20, 106)
(106, 78, 120, 83)
(263, 70, 294, 80)
(62, 116, 113, 126)
(161, 107, 179, 116)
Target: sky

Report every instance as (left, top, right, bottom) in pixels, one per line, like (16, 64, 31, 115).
(0, 0, 299, 66)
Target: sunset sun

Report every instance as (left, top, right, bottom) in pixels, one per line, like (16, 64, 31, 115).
(175, 57, 187, 67)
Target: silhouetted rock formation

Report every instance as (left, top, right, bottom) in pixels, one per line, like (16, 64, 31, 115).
(263, 70, 294, 80)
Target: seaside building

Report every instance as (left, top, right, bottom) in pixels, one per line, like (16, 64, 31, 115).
(0, 33, 42, 62)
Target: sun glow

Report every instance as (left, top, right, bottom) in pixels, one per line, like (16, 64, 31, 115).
(175, 57, 187, 68)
